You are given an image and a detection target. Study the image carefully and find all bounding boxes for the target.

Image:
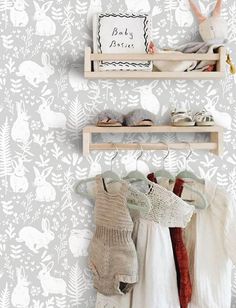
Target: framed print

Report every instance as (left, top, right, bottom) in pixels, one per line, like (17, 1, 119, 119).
(93, 13, 152, 71)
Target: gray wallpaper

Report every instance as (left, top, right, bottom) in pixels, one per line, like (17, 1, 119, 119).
(0, 0, 236, 307)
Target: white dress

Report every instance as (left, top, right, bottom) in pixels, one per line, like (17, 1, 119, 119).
(170, 180, 236, 308)
(96, 218, 180, 308)
(95, 181, 194, 308)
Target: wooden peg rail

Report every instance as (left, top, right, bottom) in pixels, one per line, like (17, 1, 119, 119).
(84, 47, 226, 80)
(82, 125, 224, 156)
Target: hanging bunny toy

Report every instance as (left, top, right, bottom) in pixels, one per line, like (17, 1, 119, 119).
(189, 0, 235, 74)
(189, 0, 227, 44)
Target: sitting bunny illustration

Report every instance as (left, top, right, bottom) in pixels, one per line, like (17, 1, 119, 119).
(11, 267, 30, 308)
(17, 218, 55, 253)
(16, 52, 54, 87)
(33, 1, 56, 36)
(189, 0, 227, 43)
(11, 102, 30, 143)
(10, 0, 29, 27)
(133, 81, 161, 115)
(34, 167, 56, 202)
(38, 261, 67, 296)
(10, 158, 29, 193)
(87, 153, 102, 177)
(69, 229, 93, 257)
(37, 96, 67, 131)
(204, 96, 232, 130)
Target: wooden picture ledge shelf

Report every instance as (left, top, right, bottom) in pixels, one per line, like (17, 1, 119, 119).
(84, 47, 226, 80)
(83, 125, 224, 156)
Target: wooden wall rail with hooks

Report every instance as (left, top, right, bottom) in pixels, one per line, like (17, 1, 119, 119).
(84, 47, 226, 80)
(82, 125, 224, 156)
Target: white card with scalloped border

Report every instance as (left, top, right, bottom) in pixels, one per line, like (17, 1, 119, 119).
(93, 13, 152, 71)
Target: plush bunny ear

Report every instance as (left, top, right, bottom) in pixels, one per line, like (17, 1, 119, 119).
(212, 0, 222, 17)
(189, 0, 206, 23)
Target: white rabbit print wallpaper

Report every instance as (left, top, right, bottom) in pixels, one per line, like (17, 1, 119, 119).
(0, 0, 236, 307)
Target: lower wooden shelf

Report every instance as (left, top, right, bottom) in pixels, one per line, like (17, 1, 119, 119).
(82, 125, 224, 156)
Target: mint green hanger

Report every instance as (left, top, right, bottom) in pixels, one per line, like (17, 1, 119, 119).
(75, 144, 150, 213)
(182, 183, 208, 210)
(75, 144, 120, 198)
(176, 142, 205, 184)
(154, 142, 175, 182)
(176, 142, 207, 210)
(123, 143, 149, 183)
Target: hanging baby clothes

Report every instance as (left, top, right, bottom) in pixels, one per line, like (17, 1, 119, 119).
(95, 183, 152, 308)
(170, 178, 192, 308)
(131, 179, 194, 308)
(168, 180, 236, 308)
(147, 174, 192, 308)
(88, 176, 138, 296)
(95, 179, 194, 308)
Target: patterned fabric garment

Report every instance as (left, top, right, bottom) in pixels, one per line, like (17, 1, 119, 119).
(147, 174, 192, 308)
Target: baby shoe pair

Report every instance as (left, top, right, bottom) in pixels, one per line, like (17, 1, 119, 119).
(96, 109, 157, 127)
(171, 109, 214, 127)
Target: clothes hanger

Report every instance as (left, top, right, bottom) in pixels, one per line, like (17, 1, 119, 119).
(101, 144, 120, 181)
(123, 143, 149, 183)
(154, 142, 175, 182)
(176, 142, 205, 184)
(76, 145, 150, 213)
(75, 143, 120, 198)
(175, 143, 207, 209)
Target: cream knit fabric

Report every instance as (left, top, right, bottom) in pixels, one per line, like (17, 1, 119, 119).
(139, 180, 194, 227)
(88, 176, 138, 296)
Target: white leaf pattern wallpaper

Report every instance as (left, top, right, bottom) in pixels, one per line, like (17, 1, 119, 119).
(0, 0, 236, 307)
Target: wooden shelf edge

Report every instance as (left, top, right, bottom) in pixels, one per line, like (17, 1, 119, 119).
(86, 46, 224, 61)
(83, 125, 224, 134)
(84, 71, 224, 80)
(82, 125, 223, 156)
(90, 142, 217, 151)
(84, 46, 226, 80)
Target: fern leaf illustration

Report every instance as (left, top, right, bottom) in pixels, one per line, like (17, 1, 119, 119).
(55, 296, 67, 308)
(67, 97, 87, 142)
(52, 7, 63, 20)
(0, 118, 12, 178)
(67, 262, 87, 307)
(10, 79, 22, 93)
(76, 0, 87, 15)
(0, 283, 10, 308)
(2, 201, 13, 216)
(1, 35, 14, 49)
